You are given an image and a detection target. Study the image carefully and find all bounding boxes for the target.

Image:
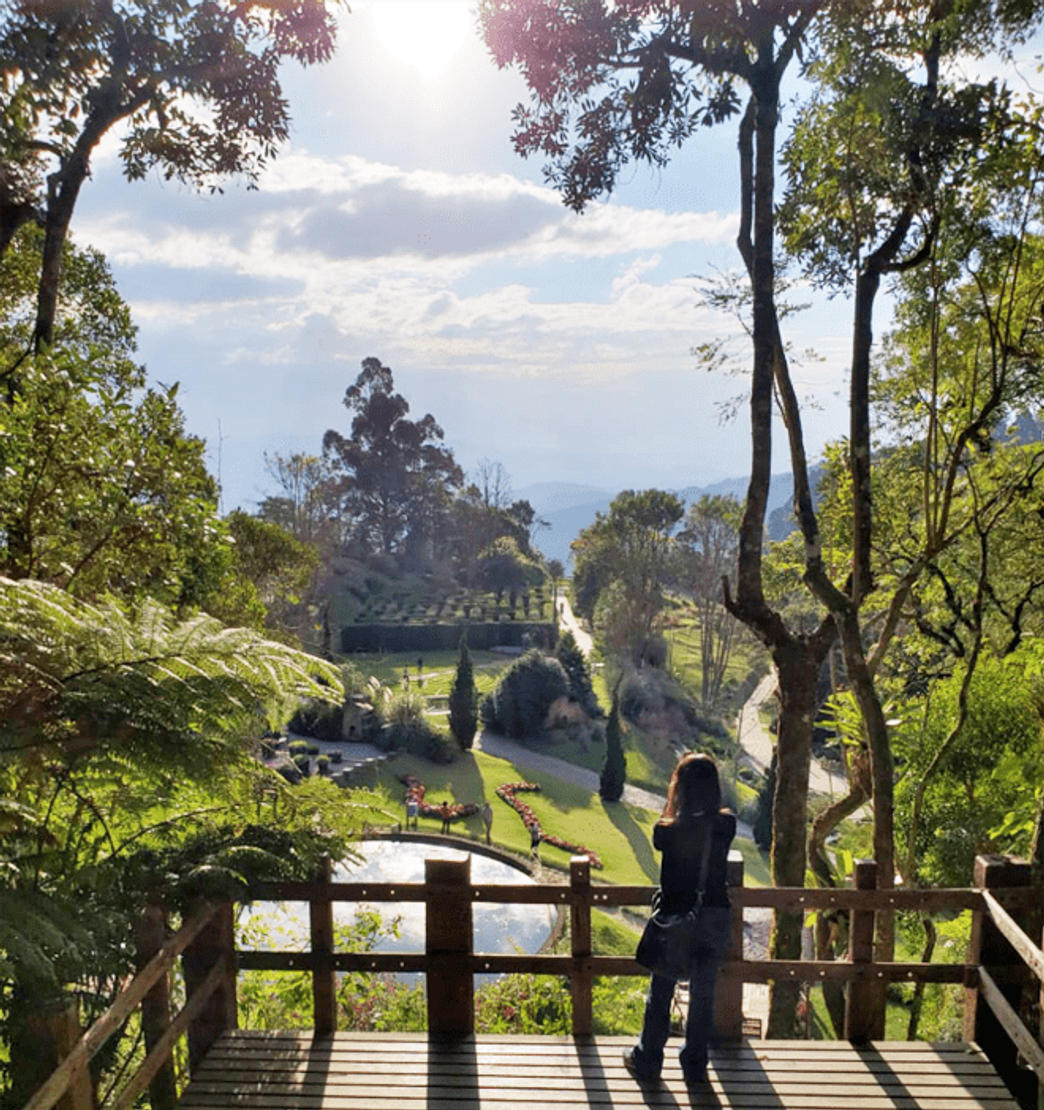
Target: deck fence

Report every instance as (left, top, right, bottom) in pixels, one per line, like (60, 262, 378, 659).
(20, 850, 1044, 1110)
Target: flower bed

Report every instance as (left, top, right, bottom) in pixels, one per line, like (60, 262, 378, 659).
(495, 782, 602, 869)
(399, 773, 478, 822)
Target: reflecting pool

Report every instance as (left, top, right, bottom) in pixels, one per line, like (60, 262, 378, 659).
(240, 839, 557, 967)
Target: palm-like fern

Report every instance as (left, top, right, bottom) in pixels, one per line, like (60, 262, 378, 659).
(0, 577, 348, 1023)
(0, 576, 342, 767)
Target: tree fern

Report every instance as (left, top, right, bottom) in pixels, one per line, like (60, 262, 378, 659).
(0, 577, 342, 767)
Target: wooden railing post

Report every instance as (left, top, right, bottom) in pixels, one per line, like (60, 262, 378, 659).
(845, 860, 881, 1043)
(182, 902, 237, 1073)
(569, 856, 593, 1035)
(426, 856, 473, 1035)
(310, 857, 337, 1036)
(967, 854, 1034, 1106)
(715, 848, 745, 1041)
(24, 995, 94, 1110)
(135, 905, 177, 1110)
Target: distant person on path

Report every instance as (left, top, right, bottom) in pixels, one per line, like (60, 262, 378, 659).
(481, 801, 494, 845)
(624, 753, 736, 1086)
(440, 800, 452, 835)
(528, 819, 541, 859)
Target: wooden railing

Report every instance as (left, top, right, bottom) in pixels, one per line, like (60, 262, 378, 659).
(21, 851, 1044, 1110)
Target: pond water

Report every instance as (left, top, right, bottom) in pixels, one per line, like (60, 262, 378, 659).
(239, 840, 557, 970)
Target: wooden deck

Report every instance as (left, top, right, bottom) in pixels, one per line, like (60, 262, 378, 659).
(177, 1031, 1020, 1109)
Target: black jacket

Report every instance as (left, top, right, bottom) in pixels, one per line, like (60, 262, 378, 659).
(653, 810, 736, 914)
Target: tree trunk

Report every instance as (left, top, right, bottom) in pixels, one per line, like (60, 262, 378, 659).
(808, 748, 871, 1037)
(765, 639, 827, 1036)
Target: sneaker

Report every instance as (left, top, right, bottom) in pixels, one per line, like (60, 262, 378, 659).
(622, 1047, 660, 1083)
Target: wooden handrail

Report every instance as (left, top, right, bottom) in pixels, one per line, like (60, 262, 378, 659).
(22, 902, 220, 1110)
(982, 889, 1044, 985)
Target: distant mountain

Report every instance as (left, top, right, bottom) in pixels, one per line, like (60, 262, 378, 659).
(521, 474, 811, 568)
(514, 482, 615, 515)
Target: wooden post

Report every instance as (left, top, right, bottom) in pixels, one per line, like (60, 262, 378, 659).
(183, 902, 237, 1074)
(310, 857, 337, 1036)
(426, 856, 473, 1035)
(25, 995, 94, 1110)
(715, 848, 745, 1041)
(135, 905, 177, 1110)
(845, 860, 880, 1043)
(967, 854, 1035, 1107)
(569, 856, 593, 1036)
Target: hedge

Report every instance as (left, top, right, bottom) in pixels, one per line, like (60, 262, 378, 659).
(340, 621, 556, 654)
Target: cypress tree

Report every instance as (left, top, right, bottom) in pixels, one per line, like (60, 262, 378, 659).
(599, 690, 626, 801)
(449, 633, 478, 750)
(753, 752, 776, 851)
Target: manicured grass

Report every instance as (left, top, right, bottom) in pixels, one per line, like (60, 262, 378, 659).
(662, 596, 767, 701)
(369, 748, 771, 891)
(373, 749, 663, 886)
(347, 649, 511, 694)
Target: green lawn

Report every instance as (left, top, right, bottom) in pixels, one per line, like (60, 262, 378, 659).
(369, 747, 771, 891)
(347, 649, 510, 696)
(373, 749, 663, 886)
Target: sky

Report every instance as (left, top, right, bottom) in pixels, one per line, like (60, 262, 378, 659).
(75, 1, 880, 513)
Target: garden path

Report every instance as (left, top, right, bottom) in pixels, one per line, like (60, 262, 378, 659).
(736, 672, 856, 802)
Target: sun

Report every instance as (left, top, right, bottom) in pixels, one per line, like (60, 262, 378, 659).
(370, 1, 476, 79)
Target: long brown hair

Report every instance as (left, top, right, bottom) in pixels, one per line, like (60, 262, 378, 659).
(657, 752, 724, 826)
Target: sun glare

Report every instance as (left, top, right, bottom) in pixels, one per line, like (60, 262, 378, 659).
(370, 2, 475, 79)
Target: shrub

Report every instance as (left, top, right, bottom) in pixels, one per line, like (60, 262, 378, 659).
(317, 755, 331, 774)
(288, 697, 343, 743)
(480, 649, 569, 741)
(288, 739, 308, 756)
(307, 742, 320, 756)
(329, 750, 343, 764)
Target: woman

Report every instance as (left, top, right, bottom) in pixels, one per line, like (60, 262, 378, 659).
(624, 752, 736, 1085)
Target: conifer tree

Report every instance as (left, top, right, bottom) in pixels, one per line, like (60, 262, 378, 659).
(449, 633, 478, 750)
(555, 629, 600, 717)
(599, 690, 625, 802)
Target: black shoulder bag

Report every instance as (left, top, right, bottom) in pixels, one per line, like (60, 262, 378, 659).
(635, 819, 712, 980)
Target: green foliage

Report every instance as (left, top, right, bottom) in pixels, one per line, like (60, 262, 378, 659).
(476, 535, 543, 603)
(600, 691, 626, 802)
(0, 231, 261, 622)
(1, 0, 339, 346)
(570, 489, 683, 664)
(237, 908, 426, 1032)
(895, 648, 1044, 885)
(480, 649, 569, 741)
(449, 635, 478, 750)
(474, 974, 571, 1035)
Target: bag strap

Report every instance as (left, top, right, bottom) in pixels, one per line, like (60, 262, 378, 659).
(694, 816, 713, 908)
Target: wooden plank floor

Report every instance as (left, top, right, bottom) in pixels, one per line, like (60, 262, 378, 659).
(177, 1031, 1020, 1109)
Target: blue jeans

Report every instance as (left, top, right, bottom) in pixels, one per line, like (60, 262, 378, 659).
(632, 905, 731, 1078)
